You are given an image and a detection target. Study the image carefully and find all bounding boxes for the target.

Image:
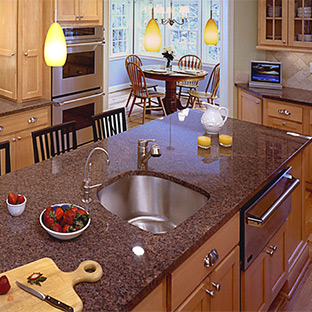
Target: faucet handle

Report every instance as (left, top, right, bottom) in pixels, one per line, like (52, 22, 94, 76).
(138, 139, 156, 147)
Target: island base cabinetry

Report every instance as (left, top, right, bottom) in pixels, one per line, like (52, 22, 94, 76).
(241, 223, 286, 312)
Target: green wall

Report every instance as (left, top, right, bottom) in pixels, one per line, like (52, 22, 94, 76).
(233, 0, 266, 117)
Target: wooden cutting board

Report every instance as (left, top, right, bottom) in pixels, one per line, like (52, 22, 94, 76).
(0, 257, 103, 312)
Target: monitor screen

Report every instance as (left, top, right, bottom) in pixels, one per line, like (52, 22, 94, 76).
(251, 62, 281, 84)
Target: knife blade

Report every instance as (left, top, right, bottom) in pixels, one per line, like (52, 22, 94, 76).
(16, 281, 74, 312)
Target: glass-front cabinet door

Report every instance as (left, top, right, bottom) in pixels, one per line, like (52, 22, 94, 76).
(289, 0, 312, 47)
(258, 0, 288, 46)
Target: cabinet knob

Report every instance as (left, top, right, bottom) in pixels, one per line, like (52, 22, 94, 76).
(80, 15, 84, 18)
(10, 52, 15, 56)
(12, 138, 16, 142)
(204, 249, 219, 267)
(205, 289, 215, 297)
(282, 122, 286, 126)
(282, 40, 286, 43)
(266, 249, 274, 256)
(0, 126, 3, 131)
(17, 136, 21, 140)
(255, 100, 260, 104)
(211, 282, 221, 291)
(24, 52, 28, 56)
(28, 117, 38, 123)
(76, 15, 80, 19)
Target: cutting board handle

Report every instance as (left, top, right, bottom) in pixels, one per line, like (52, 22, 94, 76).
(67, 260, 103, 285)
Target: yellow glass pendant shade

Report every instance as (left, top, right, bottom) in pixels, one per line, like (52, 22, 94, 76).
(204, 18, 219, 45)
(144, 19, 162, 52)
(44, 22, 67, 66)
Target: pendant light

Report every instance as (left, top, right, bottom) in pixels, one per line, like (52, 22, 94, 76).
(144, 4, 162, 52)
(204, 0, 219, 45)
(44, 0, 67, 66)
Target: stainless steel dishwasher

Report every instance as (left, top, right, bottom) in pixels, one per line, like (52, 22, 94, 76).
(241, 167, 300, 271)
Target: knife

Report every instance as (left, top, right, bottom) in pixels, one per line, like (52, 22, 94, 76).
(16, 281, 74, 312)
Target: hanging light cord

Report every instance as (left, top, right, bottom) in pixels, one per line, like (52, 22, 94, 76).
(210, 0, 213, 19)
(54, 0, 57, 23)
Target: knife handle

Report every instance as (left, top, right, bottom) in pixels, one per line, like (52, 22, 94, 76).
(45, 295, 74, 312)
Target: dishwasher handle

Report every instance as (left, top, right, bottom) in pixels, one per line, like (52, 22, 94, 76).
(247, 174, 300, 227)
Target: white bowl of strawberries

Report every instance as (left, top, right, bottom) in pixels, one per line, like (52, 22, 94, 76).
(39, 203, 91, 240)
(6, 193, 26, 217)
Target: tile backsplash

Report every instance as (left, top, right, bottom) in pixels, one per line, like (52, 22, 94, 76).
(267, 51, 312, 90)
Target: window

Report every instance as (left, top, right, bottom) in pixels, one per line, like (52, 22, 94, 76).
(110, 0, 221, 63)
(110, 0, 132, 56)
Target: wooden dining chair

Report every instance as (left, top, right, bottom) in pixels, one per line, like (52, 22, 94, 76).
(32, 121, 77, 163)
(92, 107, 127, 142)
(177, 55, 203, 107)
(125, 54, 158, 108)
(127, 62, 167, 124)
(0, 140, 11, 175)
(189, 63, 220, 108)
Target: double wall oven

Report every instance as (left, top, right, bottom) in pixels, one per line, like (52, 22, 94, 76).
(52, 26, 104, 146)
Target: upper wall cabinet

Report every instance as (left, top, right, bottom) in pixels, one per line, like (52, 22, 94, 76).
(0, 0, 42, 102)
(57, 0, 103, 25)
(258, 0, 312, 52)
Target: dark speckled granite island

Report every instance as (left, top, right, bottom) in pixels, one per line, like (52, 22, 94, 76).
(0, 110, 310, 311)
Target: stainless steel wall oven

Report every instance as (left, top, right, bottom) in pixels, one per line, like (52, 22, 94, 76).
(52, 26, 105, 146)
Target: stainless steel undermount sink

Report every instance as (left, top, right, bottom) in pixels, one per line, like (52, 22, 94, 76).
(97, 175, 209, 234)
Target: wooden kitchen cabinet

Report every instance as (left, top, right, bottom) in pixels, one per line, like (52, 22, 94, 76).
(57, 0, 103, 25)
(241, 223, 286, 311)
(171, 213, 239, 312)
(0, 106, 51, 171)
(237, 88, 263, 124)
(258, 0, 312, 52)
(0, 0, 43, 102)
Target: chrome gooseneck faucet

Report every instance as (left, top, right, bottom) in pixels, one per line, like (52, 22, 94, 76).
(82, 147, 110, 203)
(137, 139, 161, 170)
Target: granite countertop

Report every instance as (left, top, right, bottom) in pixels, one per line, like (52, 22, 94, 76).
(0, 97, 52, 117)
(236, 83, 312, 107)
(0, 110, 310, 311)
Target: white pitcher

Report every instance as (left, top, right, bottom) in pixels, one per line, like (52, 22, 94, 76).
(200, 103, 228, 134)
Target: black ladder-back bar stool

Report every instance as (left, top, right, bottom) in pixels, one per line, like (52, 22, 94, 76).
(92, 107, 127, 142)
(32, 121, 77, 163)
(0, 140, 11, 174)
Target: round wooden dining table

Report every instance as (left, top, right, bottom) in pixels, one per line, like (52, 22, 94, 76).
(143, 66, 208, 114)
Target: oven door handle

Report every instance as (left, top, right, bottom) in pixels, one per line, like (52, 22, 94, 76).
(66, 41, 105, 48)
(54, 92, 105, 106)
(247, 174, 300, 226)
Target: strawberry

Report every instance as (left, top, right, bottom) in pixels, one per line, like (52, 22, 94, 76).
(77, 209, 87, 215)
(70, 206, 78, 214)
(44, 207, 53, 222)
(0, 275, 11, 295)
(8, 193, 17, 205)
(17, 195, 25, 204)
(63, 210, 75, 225)
(44, 217, 55, 229)
(51, 223, 62, 233)
(62, 224, 71, 233)
(54, 207, 64, 221)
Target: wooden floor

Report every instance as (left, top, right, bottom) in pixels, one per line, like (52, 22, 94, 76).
(108, 88, 193, 129)
(109, 89, 312, 312)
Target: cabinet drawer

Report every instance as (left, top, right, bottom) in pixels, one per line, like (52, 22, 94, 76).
(171, 213, 239, 311)
(0, 106, 50, 135)
(271, 118, 303, 133)
(267, 101, 302, 123)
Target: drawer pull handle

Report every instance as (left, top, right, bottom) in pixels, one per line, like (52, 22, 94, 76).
(255, 100, 260, 104)
(12, 138, 16, 142)
(269, 245, 277, 251)
(278, 109, 291, 116)
(28, 117, 38, 123)
(205, 289, 215, 297)
(211, 282, 221, 291)
(24, 52, 28, 56)
(282, 40, 286, 43)
(266, 249, 274, 256)
(80, 15, 84, 18)
(17, 136, 21, 140)
(204, 249, 219, 267)
(0, 126, 3, 131)
(282, 122, 286, 126)
(10, 52, 15, 56)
